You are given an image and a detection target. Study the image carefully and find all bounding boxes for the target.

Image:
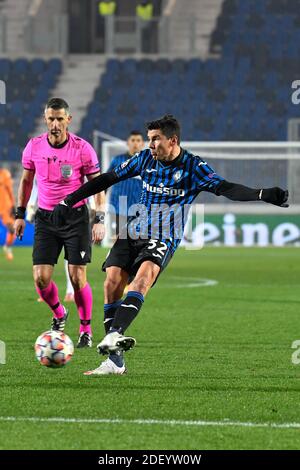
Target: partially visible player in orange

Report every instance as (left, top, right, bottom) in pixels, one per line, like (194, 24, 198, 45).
(0, 167, 16, 260)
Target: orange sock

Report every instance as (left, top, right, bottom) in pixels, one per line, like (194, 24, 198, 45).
(6, 232, 16, 247)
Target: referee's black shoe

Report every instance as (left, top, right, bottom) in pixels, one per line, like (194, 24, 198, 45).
(51, 307, 68, 332)
(76, 332, 92, 348)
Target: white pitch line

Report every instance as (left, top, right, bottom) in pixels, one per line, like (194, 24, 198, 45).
(0, 416, 299, 430)
(159, 277, 218, 289)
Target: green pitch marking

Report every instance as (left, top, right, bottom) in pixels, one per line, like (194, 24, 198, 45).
(0, 246, 300, 449)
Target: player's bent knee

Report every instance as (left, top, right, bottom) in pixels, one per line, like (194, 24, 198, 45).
(69, 271, 85, 289)
(68, 266, 86, 291)
(33, 267, 52, 289)
(130, 262, 159, 294)
(70, 277, 85, 291)
(34, 274, 51, 290)
(130, 275, 153, 294)
(104, 276, 119, 292)
(104, 276, 124, 296)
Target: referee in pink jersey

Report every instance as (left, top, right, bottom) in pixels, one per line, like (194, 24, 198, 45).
(14, 98, 105, 348)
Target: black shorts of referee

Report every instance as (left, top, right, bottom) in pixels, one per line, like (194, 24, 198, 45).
(33, 205, 91, 266)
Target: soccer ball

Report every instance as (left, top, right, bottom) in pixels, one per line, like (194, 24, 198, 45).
(34, 330, 74, 368)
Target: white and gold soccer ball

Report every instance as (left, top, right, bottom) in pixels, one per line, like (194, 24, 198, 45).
(34, 330, 74, 368)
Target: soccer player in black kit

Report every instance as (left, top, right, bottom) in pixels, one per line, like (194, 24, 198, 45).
(52, 115, 289, 376)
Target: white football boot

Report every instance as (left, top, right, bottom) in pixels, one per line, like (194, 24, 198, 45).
(84, 358, 126, 376)
(97, 331, 136, 355)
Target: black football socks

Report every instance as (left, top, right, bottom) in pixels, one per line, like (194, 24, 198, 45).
(110, 291, 144, 334)
(103, 299, 123, 333)
(105, 292, 144, 368)
(104, 299, 124, 367)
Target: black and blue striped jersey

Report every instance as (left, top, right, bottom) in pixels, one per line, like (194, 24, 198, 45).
(57, 150, 288, 243)
(113, 148, 224, 254)
(107, 153, 143, 216)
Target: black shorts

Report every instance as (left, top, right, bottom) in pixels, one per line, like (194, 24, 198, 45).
(102, 237, 173, 284)
(33, 206, 91, 266)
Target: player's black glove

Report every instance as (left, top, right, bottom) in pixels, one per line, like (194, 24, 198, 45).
(259, 187, 289, 207)
(50, 200, 71, 227)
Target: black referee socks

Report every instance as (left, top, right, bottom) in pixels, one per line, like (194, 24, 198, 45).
(110, 291, 144, 334)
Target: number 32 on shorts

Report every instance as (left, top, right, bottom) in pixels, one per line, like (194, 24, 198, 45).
(147, 240, 168, 259)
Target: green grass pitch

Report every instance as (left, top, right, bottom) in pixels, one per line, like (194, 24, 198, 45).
(0, 246, 300, 450)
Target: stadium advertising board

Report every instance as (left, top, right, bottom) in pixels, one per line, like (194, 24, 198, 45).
(190, 214, 300, 247)
(1, 214, 299, 247)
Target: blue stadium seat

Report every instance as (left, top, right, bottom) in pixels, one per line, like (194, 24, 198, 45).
(47, 58, 62, 75)
(0, 58, 11, 77)
(7, 145, 22, 162)
(31, 58, 46, 75)
(8, 101, 24, 117)
(79, 1, 298, 144)
(1, 58, 62, 160)
(0, 130, 10, 146)
(13, 59, 29, 75)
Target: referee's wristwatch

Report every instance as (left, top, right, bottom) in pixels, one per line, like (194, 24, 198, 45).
(94, 211, 105, 224)
(15, 206, 26, 219)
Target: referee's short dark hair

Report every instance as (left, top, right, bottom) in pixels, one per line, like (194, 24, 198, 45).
(146, 114, 180, 144)
(45, 98, 70, 114)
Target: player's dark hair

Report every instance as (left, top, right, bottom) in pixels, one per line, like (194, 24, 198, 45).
(45, 97, 70, 114)
(146, 114, 180, 144)
(129, 130, 144, 138)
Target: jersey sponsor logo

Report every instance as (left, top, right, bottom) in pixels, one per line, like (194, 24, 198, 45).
(61, 164, 73, 178)
(142, 181, 185, 196)
(146, 169, 157, 173)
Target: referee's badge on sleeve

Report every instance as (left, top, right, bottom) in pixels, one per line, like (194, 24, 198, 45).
(61, 164, 73, 178)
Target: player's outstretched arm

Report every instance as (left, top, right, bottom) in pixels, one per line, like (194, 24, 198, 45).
(216, 181, 289, 207)
(51, 171, 119, 227)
